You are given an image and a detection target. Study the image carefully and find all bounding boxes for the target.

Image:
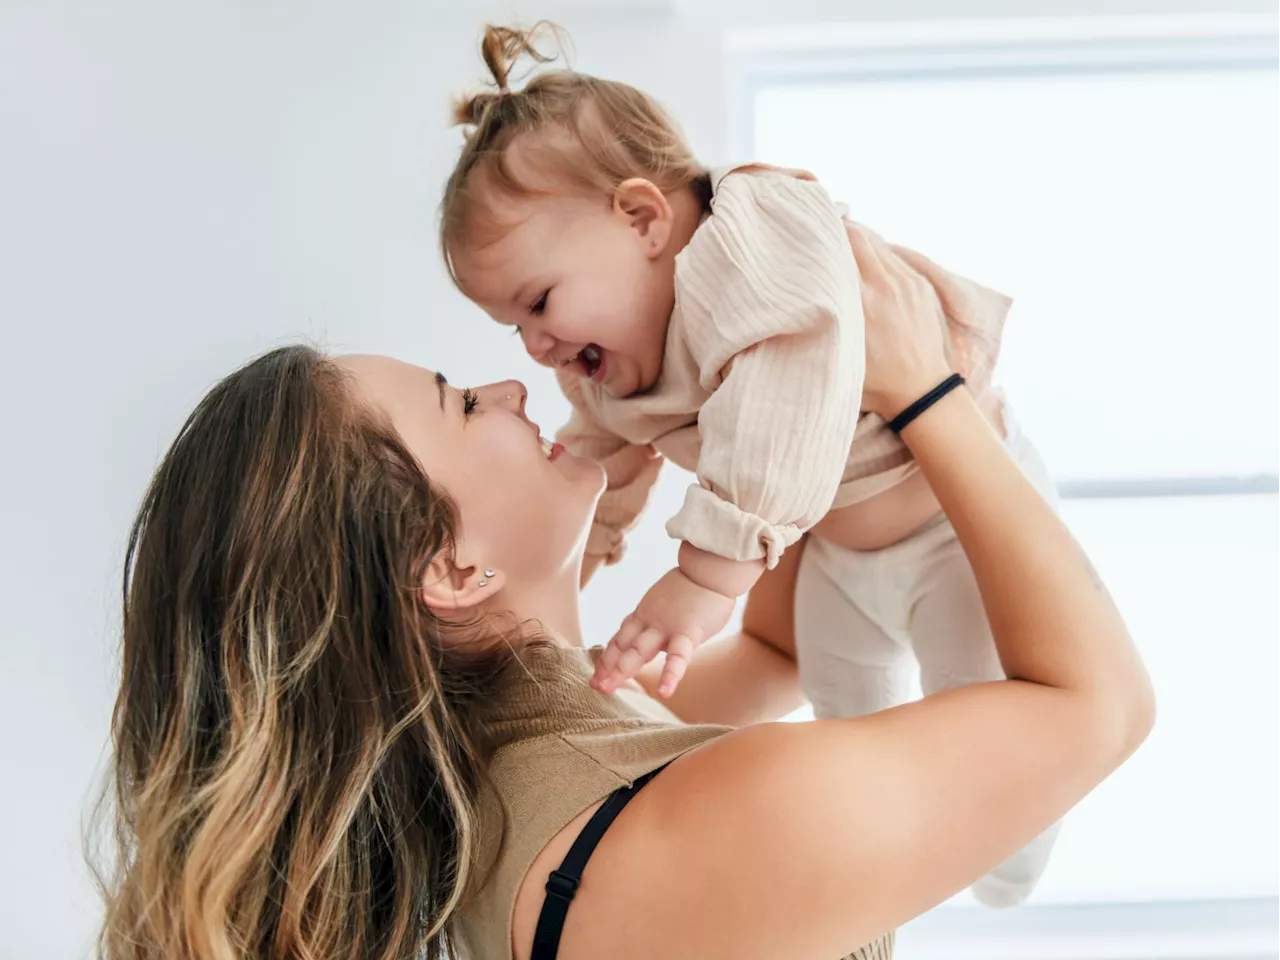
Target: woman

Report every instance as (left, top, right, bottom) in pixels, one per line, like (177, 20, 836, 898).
(94, 228, 1153, 960)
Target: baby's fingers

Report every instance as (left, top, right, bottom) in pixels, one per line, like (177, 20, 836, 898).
(593, 616, 643, 691)
(657, 634, 695, 698)
(605, 627, 666, 693)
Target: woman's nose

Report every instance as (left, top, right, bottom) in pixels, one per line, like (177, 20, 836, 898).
(488, 381, 527, 415)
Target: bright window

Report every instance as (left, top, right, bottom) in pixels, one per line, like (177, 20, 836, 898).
(737, 20, 1279, 921)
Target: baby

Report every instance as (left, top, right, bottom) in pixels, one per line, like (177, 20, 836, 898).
(441, 24, 1061, 907)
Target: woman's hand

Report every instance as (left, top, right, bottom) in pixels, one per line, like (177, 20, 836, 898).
(847, 223, 955, 420)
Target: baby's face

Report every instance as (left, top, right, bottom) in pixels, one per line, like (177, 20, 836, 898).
(450, 192, 674, 399)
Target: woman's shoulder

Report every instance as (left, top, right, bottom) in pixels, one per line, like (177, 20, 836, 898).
(479, 644, 730, 799)
(480, 664, 731, 857)
(505, 721, 900, 960)
(488, 645, 905, 959)
(455, 645, 730, 958)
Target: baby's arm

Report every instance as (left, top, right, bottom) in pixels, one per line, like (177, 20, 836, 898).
(632, 535, 808, 723)
(592, 170, 863, 695)
(678, 542, 764, 599)
(633, 539, 809, 726)
(555, 369, 664, 588)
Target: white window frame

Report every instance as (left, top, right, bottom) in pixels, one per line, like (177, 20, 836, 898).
(726, 14, 1279, 960)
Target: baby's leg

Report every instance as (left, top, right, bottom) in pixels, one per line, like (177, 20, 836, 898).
(795, 535, 915, 721)
(909, 401, 1063, 907)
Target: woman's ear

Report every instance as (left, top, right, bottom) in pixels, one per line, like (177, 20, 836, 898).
(612, 178, 674, 259)
(420, 553, 506, 612)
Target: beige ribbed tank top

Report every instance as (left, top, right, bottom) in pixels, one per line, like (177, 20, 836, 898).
(454, 644, 895, 960)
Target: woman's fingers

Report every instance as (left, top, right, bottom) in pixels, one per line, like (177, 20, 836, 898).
(848, 222, 889, 287)
(848, 220, 954, 419)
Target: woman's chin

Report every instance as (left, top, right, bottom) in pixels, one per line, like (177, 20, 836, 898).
(541, 452, 605, 545)
(563, 450, 607, 495)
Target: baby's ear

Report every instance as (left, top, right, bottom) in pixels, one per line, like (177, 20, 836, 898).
(613, 178, 674, 258)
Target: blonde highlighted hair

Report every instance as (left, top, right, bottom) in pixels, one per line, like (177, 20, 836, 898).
(89, 345, 548, 959)
(440, 22, 710, 283)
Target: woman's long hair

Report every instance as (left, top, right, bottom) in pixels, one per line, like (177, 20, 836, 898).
(91, 345, 520, 959)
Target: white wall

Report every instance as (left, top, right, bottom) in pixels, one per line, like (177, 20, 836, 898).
(0, 4, 727, 955)
(0, 1, 1270, 956)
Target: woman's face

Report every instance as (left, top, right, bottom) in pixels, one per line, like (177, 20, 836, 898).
(338, 355, 603, 599)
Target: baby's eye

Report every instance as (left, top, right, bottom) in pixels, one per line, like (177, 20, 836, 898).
(461, 388, 480, 415)
(529, 290, 549, 316)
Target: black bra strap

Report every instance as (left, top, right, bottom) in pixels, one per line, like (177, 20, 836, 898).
(530, 764, 668, 960)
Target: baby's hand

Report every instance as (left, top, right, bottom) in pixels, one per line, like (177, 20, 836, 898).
(592, 568, 736, 698)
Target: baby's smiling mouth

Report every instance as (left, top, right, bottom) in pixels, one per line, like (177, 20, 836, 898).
(575, 344, 604, 380)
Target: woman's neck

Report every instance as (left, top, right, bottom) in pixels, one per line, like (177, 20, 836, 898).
(499, 565, 586, 649)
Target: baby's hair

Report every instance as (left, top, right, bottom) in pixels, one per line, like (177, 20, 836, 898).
(440, 22, 709, 286)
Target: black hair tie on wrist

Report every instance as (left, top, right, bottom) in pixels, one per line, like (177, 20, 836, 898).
(887, 373, 966, 434)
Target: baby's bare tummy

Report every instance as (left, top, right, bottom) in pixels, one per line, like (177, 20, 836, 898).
(812, 471, 943, 551)
(812, 391, 1004, 551)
